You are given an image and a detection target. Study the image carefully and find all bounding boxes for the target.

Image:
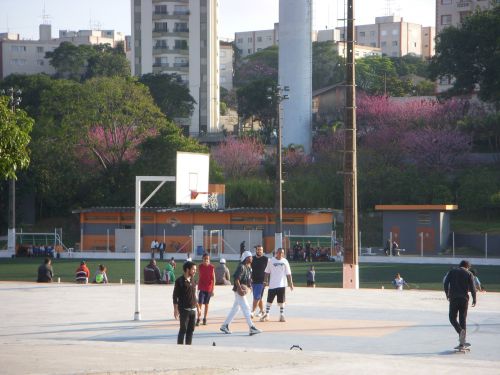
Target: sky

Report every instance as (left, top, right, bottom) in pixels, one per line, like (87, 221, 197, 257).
(0, 0, 435, 41)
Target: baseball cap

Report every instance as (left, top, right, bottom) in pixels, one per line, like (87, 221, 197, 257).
(241, 250, 253, 262)
(220, 258, 226, 264)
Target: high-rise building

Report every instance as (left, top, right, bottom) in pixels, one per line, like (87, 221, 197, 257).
(436, 0, 499, 34)
(131, 0, 220, 136)
(235, 24, 279, 57)
(337, 16, 434, 58)
(219, 40, 233, 90)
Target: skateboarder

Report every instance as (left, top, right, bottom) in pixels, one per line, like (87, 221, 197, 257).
(443, 260, 477, 348)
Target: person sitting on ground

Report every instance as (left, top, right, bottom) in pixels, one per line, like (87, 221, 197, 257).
(93, 264, 108, 284)
(215, 258, 231, 285)
(163, 258, 176, 284)
(144, 259, 163, 284)
(37, 257, 53, 283)
(392, 273, 409, 290)
(470, 269, 484, 292)
(75, 261, 90, 284)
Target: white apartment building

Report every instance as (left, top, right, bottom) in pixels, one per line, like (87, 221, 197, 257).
(317, 29, 382, 58)
(337, 16, 434, 58)
(0, 24, 126, 80)
(436, 0, 500, 34)
(219, 40, 233, 90)
(235, 23, 279, 57)
(132, 0, 220, 136)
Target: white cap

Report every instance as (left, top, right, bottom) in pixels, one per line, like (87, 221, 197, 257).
(240, 251, 253, 262)
(220, 258, 226, 264)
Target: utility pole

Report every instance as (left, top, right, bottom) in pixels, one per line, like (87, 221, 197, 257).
(2, 88, 22, 254)
(343, 0, 359, 288)
(268, 85, 289, 251)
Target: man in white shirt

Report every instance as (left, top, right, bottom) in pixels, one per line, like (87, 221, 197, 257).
(260, 248, 294, 322)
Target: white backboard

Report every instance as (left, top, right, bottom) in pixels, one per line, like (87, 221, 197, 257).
(176, 152, 210, 205)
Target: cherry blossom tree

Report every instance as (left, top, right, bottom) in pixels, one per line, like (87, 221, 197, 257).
(211, 137, 264, 178)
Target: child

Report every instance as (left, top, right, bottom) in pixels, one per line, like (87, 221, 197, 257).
(392, 273, 408, 290)
(306, 265, 316, 287)
(94, 264, 108, 284)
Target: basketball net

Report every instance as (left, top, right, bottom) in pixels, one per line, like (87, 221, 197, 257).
(190, 191, 218, 210)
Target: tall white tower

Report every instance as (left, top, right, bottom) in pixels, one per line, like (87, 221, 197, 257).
(279, 0, 313, 153)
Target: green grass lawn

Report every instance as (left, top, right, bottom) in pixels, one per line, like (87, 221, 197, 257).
(1, 258, 499, 292)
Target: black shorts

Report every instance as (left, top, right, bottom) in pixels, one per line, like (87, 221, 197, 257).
(267, 287, 286, 304)
(198, 290, 212, 305)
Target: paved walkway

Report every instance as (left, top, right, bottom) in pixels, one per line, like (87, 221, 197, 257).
(1, 282, 499, 374)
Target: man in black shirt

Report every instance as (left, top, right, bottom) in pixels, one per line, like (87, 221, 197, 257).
(37, 258, 53, 282)
(173, 261, 198, 345)
(251, 245, 269, 318)
(444, 260, 477, 347)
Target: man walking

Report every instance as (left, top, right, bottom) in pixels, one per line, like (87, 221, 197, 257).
(260, 248, 294, 322)
(220, 251, 262, 336)
(251, 245, 269, 318)
(173, 261, 199, 345)
(196, 253, 215, 326)
(443, 260, 477, 348)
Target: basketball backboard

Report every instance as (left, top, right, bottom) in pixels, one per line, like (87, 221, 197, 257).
(176, 152, 210, 205)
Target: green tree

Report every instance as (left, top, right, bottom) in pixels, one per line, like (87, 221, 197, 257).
(0, 95, 34, 179)
(234, 46, 278, 87)
(46, 42, 130, 81)
(139, 73, 195, 120)
(429, 5, 500, 103)
(312, 41, 345, 90)
(355, 55, 412, 96)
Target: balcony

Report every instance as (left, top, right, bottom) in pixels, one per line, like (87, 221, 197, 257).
(153, 62, 169, 68)
(153, 46, 170, 55)
(173, 62, 189, 68)
(152, 12, 169, 20)
(456, 1, 471, 8)
(152, 28, 168, 37)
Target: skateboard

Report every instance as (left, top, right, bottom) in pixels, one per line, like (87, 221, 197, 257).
(454, 343, 471, 353)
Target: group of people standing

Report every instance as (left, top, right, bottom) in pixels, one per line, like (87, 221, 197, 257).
(172, 246, 294, 345)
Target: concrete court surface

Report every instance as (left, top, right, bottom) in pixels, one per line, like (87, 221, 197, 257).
(1, 282, 499, 375)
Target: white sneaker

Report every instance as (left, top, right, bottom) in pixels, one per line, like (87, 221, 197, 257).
(260, 313, 269, 322)
(279, 314, 286, 322)
(220, 324, 231, 334)
(249, 326, 262, 336)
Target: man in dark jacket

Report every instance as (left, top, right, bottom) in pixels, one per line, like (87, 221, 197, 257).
(37, 258, 53, 282)
(443, 260, 477, 347)
(173, 261, 198, 345)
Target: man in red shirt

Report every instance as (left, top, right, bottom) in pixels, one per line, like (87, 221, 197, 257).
(196, 253, 215, 326)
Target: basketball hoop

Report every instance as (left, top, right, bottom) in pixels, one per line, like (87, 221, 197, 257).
(190, 190, 208, 200)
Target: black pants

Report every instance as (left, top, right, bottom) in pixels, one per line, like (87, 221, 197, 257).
(178, 308, 196, 345)
(449, 297, 468, 334)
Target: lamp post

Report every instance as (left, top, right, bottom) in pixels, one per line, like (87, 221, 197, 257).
(2, 88, 22, 254)
(268, 85, 289, 251)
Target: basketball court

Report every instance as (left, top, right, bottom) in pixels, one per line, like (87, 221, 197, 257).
(1, 281, 499, 374)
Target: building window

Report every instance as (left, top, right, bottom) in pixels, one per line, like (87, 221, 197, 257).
(441, 0, 452, 4)
(381, 41, 387, 47)
(174, 56, 188, 67)
(174, 5, 189, 15)
(174, 39, 188, 49)
(220, 50, 226, 57)
(370, 30, 375, 37)
(392, 41, 398, 46)
(36, 59, 44, 66)
(359, 31, 365, 37)
(248, 37, 252, 42)
(155, 39, 168, 48)
(10, 45, 27, 52)
(392, 29, 398, 35)
(441, 15, 452, 25)
(237, 38, 243, 43)
(36, 46, 44, 53)
(10, 59, 27, 65)
(257, 36, 262, 42)
(220, 63, 226, 70)
(248, 48, 251, 54)
(154, 22, 168, 32)
(381, 30, 387, 36)
(174, 22, 188, 32)
(154, 5, 167, 14)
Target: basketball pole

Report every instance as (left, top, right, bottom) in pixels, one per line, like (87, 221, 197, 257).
(134, 176, 175, 321)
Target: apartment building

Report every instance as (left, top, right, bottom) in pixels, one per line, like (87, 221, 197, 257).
(235, 23, 279, 57)
(436, 0, 500, 34)
(0, 24, 125, 80)
(219, 40, 233, 90)
(132, 0, 220, 136)
(337, 16, 434, 58)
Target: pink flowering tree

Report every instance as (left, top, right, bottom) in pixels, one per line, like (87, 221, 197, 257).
(211, 137, 264, 178)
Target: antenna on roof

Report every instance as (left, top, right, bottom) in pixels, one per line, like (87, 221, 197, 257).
(42, 1, 51, 25)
